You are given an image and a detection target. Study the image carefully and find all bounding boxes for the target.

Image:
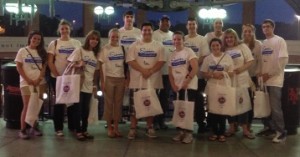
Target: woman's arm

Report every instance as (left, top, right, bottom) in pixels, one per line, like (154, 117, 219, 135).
(182, 58, 198, 89)
(47, 54, 59, 77)
(168, 66, 179, 92)
(16, 62, 34, 85)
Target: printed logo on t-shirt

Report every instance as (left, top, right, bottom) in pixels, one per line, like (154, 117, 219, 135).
(108, 52, 124, 61)
(162, 40, 173, 46)
(184, 44, 199, 53)
(25, 56, 42, 63)
(58, 47, 75, 54)
(209, 65, 224, 71)
(120, 36, 136, 45)
(83, 56, 97, 68)
(229, 52, 241, 59)
(262, 48, 273, 55)
(171, 58, 187, 66)
(138, 49, 157, 57)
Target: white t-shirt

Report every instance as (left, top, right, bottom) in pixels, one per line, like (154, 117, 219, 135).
(126, 39, 165, 89)
(153, 29, 174, 75)
(67, 48, 99, 93)
(15, 47, 44, 87)
(47, 38, 81, 77)
(261, 35, 289, 87)
(246, 40, 262, 77)
(169, 47, 198, 90)
(99, 44, 125, 78)
(201, 53, 234, 86)
(204, 32, 224, 44)
(184, 34, 210, 78)
(225, 43, 254, 87)
(119, 27, 141, 52)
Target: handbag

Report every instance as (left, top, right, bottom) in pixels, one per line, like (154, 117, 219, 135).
(55, 63, 81, 104)
(207, 72, 236, 116)
(254, 77, 271, 118)
(171, 91, 195, 130)
(88, 96, 99, 124)
(25, 86, 43, 127)
(232, 74, 252, 115)
(133, 77, 163, 119)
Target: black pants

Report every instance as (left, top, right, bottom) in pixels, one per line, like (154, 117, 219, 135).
(194, 79, 207, 130)
(210, 113, 226, 135)
(50, 76, 75, 132)
(154, 75, 171, 125)
(73, 92, 92, 133)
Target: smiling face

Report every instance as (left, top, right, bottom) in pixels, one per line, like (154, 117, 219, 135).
(29, 34, 42, 48)
(210, 40, 222, 54)
(224, 34, 235, 47)
(172, 33, 184, 49)
(89, 34, 100, 49)
(159, 19, 170, 32)
(109, 31, 119, 46)
(242, 25, 254, 41)
(213, 19, 223, 32)
(186, 20, 197, 34)
(59, 24, 71, 38)
(141, 25, 153, 42)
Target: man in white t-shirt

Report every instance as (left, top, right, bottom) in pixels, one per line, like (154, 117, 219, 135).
(119, 11, 141, 52)
(152, 15, 174, 130)
(126, 22, 165, 139)
(184, 17, 210, 133)
(256, 19, 289, 143)
(204, 18, 224, 44)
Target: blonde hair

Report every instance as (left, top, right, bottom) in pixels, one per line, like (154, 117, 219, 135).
(223, 28, 241, 50)
(56, 19, 72, 35)
(242, 24, 257, 51)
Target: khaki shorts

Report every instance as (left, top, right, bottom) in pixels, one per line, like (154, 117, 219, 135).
(20, 84, 47, 98)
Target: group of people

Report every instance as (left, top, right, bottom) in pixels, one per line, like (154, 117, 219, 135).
(15, 10, 288, 144)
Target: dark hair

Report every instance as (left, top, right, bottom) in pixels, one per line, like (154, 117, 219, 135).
(141, 22, 153, 30)
(123, 10, 134, 17)
(173, 31, 185, 40)
(187, 17, 197, 23)
(27, 30, 47, 64)
(82, 30, 101, 57)
(262, 19, 275, 28)
(242, 24, 257, 51)
(209, 38, 222, 47)
(57, 19, 73, 35)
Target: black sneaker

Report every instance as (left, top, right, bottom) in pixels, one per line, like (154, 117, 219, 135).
(256, 127, 276, 137)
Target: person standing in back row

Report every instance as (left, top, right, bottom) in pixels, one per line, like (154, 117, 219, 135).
(256, 19, 288, 143)
(153, 15, 174, 130)
(184, 17, 210, 134)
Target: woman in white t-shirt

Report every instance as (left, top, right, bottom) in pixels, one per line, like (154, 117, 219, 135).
(47, 19, 81, 137)
(99, 28, 127, 138)
(169, 31, 198, 144)
(201, 38, 234, 142)
(223, 28, 255, 139)
(67, 30, 100, 141)
(241, 24, 262, 133)
(15, 30, 47, 139)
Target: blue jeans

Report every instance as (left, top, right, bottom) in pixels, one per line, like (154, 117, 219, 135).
(262, 86, 285, 133)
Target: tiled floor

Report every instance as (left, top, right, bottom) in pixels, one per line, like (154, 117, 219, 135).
(0, 119, 299, 157)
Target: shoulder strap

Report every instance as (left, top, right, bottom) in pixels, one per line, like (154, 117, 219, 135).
(213, 53, 226, 72)
(25, 48, 42, 71)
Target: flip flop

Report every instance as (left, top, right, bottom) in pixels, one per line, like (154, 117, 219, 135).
(208, 135, 218, 141)
(243, 133, 255, 139)
(218, 135, 226, 142)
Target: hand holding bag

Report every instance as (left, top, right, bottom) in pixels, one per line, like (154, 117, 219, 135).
(133, 77, 163, 119)
(207, 72, 236, 116)
(171, 91, 195, 130)
(254, 77, 271, 118)
(25, 86, 43, 127)
(55, 63, 81, 104)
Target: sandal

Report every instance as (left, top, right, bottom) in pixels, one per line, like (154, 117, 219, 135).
(224, 131, 235, 137)
(108, 130, 115, 138)
(218, 135, 226, 142)
(76, 133, 86, 141)
(243, 133, 255, 139)
(83, 132, 94, 140)
(208, 135, 218, 141)
(114, 131, 123, 138)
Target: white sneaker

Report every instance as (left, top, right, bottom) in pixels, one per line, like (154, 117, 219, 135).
(127, 129, 137, 140)
(145, 128, 157, 138)
(172, 131, 185, 142)
(56, 130, 64, 137)
(19, 130, 30, 139)
(272, 131, 287, 143)
(182, 132, 193, 144)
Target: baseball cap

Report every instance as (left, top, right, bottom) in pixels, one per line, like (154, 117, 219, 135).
(160, 15, 170, 21)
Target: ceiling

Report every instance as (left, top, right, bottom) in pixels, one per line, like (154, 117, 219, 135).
(285, 0, 300, 15)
